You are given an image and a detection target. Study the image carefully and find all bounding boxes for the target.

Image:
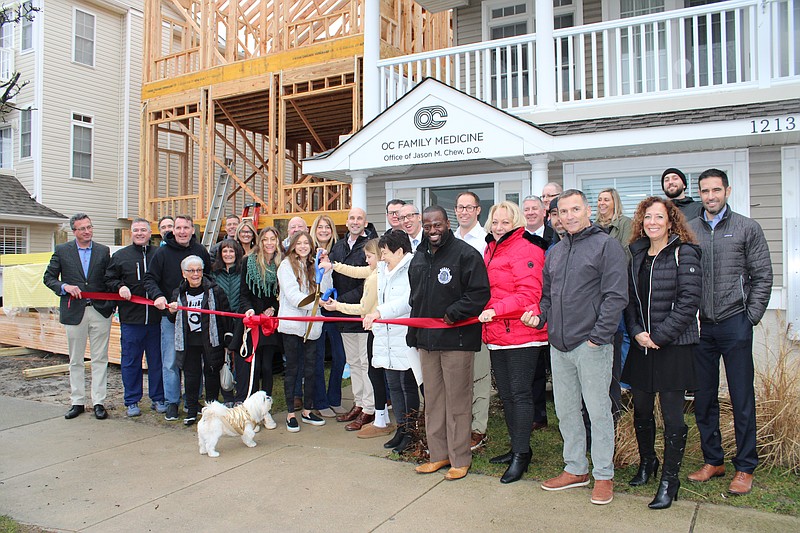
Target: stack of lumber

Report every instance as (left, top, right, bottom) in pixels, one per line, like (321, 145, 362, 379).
(0, 310, 123, 365)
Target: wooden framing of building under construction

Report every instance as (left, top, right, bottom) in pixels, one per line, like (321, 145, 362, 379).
(140, 0, 451, 231)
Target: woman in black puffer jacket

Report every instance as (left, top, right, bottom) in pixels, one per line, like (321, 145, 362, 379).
(622, 197, 702, 510)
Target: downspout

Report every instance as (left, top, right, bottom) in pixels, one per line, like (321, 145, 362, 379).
(33, 0, 44, 201)
(362, 0, 380, 123)
(121, 8, 133, 218)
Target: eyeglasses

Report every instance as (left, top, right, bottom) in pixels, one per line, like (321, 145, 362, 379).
(387, 210, 401, 218)
(455, 205, 478, 213)
(73, 225, 93, 232)
(183, 268, 203, 274)
(398, 213, 419, 222)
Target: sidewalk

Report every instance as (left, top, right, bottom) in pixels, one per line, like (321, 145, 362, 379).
(1, 395, 797, 533)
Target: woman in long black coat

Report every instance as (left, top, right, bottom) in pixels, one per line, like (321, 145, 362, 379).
(622, 197, 702, 510)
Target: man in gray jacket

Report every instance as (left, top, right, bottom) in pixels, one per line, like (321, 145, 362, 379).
(522, 189, 628, 505)
(687, 168, 772, 496)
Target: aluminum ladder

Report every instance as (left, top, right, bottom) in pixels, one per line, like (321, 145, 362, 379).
(201, 169, 231, 249)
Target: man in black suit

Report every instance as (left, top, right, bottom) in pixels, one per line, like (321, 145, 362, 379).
(43, 213, 115, 420)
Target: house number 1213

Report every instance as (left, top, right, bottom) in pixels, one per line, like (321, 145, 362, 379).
(750, 116, 796, 134)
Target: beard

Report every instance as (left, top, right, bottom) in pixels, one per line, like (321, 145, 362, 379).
(664, 186, 684, 199)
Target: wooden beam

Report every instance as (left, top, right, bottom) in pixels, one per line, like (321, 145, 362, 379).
(24, 361, 91, 379)
(0, 347, 38, 356)
(288, 99, 326, 151)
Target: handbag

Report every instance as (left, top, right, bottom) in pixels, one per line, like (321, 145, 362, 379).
(220, 350, 235, 392)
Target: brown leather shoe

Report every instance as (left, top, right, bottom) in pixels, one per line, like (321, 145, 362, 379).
(336, 405, 361, 423)
(345, 411, 374, 431)
(415, 459, 450, 474)
(541, 471, 590, 491)
(444, 466, 470, 480)
(687, 464, 725, 482)
(728, 471, 753, 495)
(590, 479, 614, 505)
(469, 431, 487, 451)
(531, 421, 548, 431)
(293, 397, 303, 411)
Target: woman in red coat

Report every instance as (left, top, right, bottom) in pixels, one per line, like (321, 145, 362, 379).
(478, 200, 549, 484)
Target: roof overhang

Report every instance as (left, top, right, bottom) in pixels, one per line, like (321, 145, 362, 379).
(303, 78, 555, 180)
(414, 0, 469, 14)
(0, 213, 68, 224)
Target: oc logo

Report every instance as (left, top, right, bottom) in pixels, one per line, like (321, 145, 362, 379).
(414, 106, 447, 130)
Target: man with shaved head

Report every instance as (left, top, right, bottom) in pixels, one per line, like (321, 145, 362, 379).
(283, 216, 309, 249)
(326, 207, 377, 431)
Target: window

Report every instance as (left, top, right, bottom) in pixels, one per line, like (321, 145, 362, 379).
(0, 9, 13, 80)
(20, 108, 31, 158)
(0, 126, 12, 168)
(71, 113, 92, 179)
(485, 2, 532, 106)
(0, 226, 27, 254)
(619, 0, 667, 94)
(73, 9, 95, 66)
(20, 1, 33, 52)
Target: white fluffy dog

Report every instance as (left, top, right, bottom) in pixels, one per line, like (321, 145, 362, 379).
(197, 391, 276, 457)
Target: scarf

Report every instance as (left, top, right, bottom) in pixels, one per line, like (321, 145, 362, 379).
(246, 254, 278, 299)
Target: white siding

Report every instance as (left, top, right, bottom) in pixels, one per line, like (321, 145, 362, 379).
(749, 146, 783, 287)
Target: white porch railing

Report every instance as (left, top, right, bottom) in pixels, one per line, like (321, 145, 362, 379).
(377, 0, 799, 113)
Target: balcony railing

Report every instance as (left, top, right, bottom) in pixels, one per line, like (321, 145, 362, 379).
(378, 0, 799, 113)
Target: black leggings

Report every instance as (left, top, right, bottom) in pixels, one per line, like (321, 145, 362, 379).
(490, 346, 541, 453)
(385, 369, 419, 430)
(632, 388, 686, 429)
(284, 335, 316, 412)
(183, 345, 220, 416)
(366, 332, 387, 410)
(235, 344, 277, 402)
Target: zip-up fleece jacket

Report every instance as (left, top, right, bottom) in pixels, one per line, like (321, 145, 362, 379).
(407, 230, 490, 352)
(624, 235, 701, 349)
(104, 243, 159, 325)
(143, 232, 212, 311)
(689, 208, 773, 325)
(482, 227, 548, 346)
(535, 224, 628, 352)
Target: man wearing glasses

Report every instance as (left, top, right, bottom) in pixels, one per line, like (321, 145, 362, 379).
(44, 213, 115, 420)
(385, 199, 406, 234)
(452, 192, 490, 451)
(398, 203, 423, 252)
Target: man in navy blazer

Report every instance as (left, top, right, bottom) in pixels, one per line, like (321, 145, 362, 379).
(43, 213, 115, 420)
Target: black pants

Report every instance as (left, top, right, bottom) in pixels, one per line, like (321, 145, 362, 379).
(183, 345, 220, 417)
(284, 335, 316, 412)
(235, 344, 277, 402)
(385, 368, 419, 429)
(632, 389, 685, 428)
(694, 312, 758, 473)
(531, 345, 549, 424)
(491, 346, 541, 453)
(366, 332, 387, 410)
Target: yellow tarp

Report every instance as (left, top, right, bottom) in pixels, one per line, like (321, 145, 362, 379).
(2, 263, 59, 308)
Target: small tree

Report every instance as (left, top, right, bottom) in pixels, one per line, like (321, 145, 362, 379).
(0, 2, 39, 117)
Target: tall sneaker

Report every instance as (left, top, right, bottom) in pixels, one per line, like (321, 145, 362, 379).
(184, 412, 197, 426)
(165, 403, 179, 421)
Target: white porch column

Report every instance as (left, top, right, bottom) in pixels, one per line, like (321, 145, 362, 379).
(534, 0, 556, 110)
(526, 154, 550, 198)
(363, 0, 381, 122)
(348, 171, 370, 210)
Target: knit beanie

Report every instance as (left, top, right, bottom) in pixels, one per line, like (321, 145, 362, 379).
(661, 168, 687, 189)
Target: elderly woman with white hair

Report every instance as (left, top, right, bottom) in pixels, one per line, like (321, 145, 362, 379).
(168, 255, 233, 426)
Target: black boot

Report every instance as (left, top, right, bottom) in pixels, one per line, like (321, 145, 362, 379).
(629, 419, 659, 486)
(384, 428, 405, 449)
(489, 450, 513, 464)
(392, 434, 413, 454)
(500, 450, 532, 484)
(649, 425, 687, 510)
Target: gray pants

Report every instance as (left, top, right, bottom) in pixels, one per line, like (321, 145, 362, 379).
(551, 342, 614, 480)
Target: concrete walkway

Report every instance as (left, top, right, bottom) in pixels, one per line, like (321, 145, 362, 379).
(1, 395, 797, 533)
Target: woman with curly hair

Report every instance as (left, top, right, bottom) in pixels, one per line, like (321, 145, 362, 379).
(277, 230, 332, 432)
(623, 197, 702, 510)
(238, 227, 283, 404)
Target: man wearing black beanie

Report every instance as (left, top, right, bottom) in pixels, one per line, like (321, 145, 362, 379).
(661, 168, 703, 220)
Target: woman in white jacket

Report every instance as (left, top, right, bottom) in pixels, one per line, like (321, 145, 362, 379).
(277, 231, 332, 433)
(363, 230, 421, 454)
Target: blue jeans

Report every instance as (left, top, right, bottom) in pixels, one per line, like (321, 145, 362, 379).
(552, 342, 614, 480)
(314, 322, 346, 409)
(160, 316, 181, 405)
(120, 323, 164, 406)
